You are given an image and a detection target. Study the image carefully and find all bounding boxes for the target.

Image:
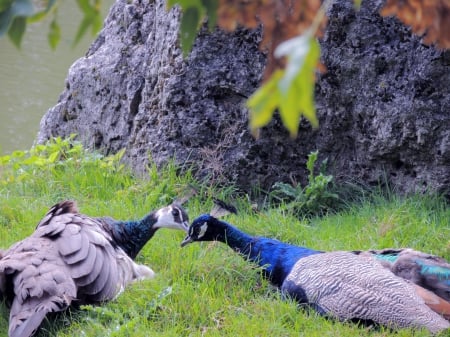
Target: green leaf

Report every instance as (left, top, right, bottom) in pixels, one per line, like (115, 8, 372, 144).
(0, 154, 11, 165)
(48, 17, 60, 50)
(247, 34, 320, 138)
(278, 83, 299, 137)
(72, 0, 101, 46)
(91, 10, 102, 34)
(247, 70, 283, 136)
(48, 150, 60, 163)
(275, 33, 311, 94)
(180, 6, 200, 57)
(167, 1, 214, 55)
(300, 38, 320, 127)
(0, 0, 34, 38)
(8, 15, 25, 48)
(28, 10, 48, 22)
(72, 14, 93, 47)
(28, 0, 56, 22)
(200, 0, 218, 30)
(306, 150, 318, 179)
(76, 0, 95, 15)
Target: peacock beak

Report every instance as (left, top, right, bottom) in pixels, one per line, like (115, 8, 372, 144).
(180, 235, 193, 247)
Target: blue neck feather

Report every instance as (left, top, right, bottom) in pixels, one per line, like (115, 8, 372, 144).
(215, 219, 322, 287)
(105, 212, 158, 259)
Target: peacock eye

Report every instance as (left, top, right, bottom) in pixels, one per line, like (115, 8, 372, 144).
(172, 208, 179, 217)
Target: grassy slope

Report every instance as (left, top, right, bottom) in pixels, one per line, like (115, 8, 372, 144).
(0, 144, 448, 337)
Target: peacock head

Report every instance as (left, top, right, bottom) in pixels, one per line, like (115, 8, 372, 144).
(180, 214, 225, 246)
(153, 203, 190, 232)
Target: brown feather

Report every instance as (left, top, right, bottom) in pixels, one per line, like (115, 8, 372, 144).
(413, 284, 450, 320)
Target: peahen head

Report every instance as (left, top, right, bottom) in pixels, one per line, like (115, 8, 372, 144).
(110, 203, 190, 259)
(180, 214, 228, 246)
(153, 203, 190, 232)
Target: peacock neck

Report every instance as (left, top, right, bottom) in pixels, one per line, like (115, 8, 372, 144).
(215, 221, 254, 256)
(111, 212, 158, 259)
(217, 220, 322, 287)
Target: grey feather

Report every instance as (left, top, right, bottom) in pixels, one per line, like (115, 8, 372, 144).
(68, 243, 97, 279)
(64, 232, 90, 265)
(58, 224, 82, 256)
(81, 249, 110, 296)
(75, 247, 104, 287)
(282, 251, 450, 334)
(0, 200, 188, 337)
(9, 308, 47, 337)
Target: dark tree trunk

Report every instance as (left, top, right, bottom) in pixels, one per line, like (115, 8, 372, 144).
(37, 0, 450, 196)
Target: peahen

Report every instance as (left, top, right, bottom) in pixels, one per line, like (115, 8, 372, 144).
(0, 200, 189, 337)
(181, 214, 450, 334)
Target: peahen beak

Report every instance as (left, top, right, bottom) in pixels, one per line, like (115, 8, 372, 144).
(180, 235, 194, 247)
(181, 220, 189, 232)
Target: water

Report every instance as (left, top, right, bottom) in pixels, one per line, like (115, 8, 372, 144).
(0, 1, 114, 155)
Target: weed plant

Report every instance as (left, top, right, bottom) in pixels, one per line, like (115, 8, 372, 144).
(270, 150, 340, 216)
(0, 138, 448, 337)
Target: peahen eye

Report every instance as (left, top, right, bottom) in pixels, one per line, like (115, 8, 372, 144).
(172, 208, 179, 217)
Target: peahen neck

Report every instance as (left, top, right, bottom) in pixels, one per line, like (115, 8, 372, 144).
(213, 219, 322, 287)
(106, 212, 159, 259)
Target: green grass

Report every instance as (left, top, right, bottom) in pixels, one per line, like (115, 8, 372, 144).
(0, 139, 449, 337)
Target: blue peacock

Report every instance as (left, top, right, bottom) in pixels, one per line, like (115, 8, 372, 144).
(181, 212, 450, 334)
(0, 200, 189, 337)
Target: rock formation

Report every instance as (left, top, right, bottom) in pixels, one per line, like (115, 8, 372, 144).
(37, 0, 450, 195)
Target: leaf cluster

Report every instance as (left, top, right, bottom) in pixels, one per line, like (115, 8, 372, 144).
(0, 134, 125, 185)
(247, 34, 320, 138)
(73, 0, 103, 47)
(0, 0, 103, 49)
(271, 150, 339, 216)
(0, 0, 40, 48)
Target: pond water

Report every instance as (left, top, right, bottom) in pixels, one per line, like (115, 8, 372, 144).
(0, 1, 114, 155)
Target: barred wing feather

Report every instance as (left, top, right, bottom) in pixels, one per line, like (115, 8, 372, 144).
(281, 251, 450, 334)
(0, 201, 154, 337)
